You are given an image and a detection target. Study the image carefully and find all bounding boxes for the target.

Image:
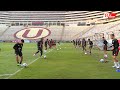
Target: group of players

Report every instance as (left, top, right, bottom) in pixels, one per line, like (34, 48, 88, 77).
(13, 33, 120, 69)
(103, 34, 120, 69)
(72, 38, 93, 55)
(33, 38, 57, 57)
(72, 33, 120, 69)
(13, 38, 57, 66)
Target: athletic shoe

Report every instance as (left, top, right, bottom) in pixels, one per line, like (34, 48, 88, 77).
(116, 66, 120, 69)
(33, 54, 36, 56)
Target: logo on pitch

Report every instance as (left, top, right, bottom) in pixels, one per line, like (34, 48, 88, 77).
(14, 27, 51, 39)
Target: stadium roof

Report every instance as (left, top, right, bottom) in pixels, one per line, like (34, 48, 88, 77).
(0, 11, 119, 23)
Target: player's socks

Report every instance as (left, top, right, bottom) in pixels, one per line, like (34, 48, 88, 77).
(104, 54, 108, 63)
(112, 62, 117, 68)
(116, 62, 120, 69)
(19, 59, 23, 64)
(112, 62, 116, 68)
(116, 62, 119, 65)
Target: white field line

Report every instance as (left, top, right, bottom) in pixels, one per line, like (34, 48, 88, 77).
(0, 50, 50, 78)
(5, 57, 40, 79)
(4, 48, 57, 79)
(1, 44, 64, 79)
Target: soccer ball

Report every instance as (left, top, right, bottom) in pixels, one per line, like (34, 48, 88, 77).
(60, 48, 61, 49)
(21, 63, 27, 67)
(100, 59, 104, 63)
(85, 52, 87, 54)
(44, 55, 46, 59)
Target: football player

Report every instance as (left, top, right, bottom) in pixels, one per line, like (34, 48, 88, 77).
(13, 39, 24, 66)
(110, 34, 120, 69)
(88, 39, 93, 55)
(33, 38, 43, 57)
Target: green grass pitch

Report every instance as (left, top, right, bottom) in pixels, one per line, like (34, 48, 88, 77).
(0, 42, 120, 79)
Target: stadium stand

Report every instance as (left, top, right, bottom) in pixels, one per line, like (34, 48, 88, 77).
(45, 26, 64, 41)
(0, 26, 24, 40)
(0, 11, 120, 42)
(82, 20, 120, 40)
(0, 24, 9, 36)
(63, 26, 94, 41)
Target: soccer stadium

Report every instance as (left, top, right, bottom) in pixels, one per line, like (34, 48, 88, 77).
(0, 11, 120, 79)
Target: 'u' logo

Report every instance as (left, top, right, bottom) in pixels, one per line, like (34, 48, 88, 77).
(22, 29, 43, 38)
(14, 27, 51, 40)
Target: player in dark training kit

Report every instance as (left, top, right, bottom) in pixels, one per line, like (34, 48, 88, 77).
(43, 39, 49, 58)
(78, 39, 81, 47)
(73, 40, 75, 47)
(102, 37, 108, 57)
(88, 39, 93, 54)
(102, 37, 108, 62)
(33, 38, 43, 57)
(45, 39, 48, 50)
(82, 38, 87, 53)
(75, 39, 78, 48)
(49, 39, 53, 49)
(13, 39, 24, 66)
(110, 34, 120, 69)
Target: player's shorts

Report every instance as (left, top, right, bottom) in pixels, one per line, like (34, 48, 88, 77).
(38, 48, 43, 51)
(112, 48, 119, 56)
(15, 51, 22, 57)
(103, 45, 107, 51)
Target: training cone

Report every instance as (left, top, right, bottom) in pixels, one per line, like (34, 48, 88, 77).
(116, 69, 120, 72)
